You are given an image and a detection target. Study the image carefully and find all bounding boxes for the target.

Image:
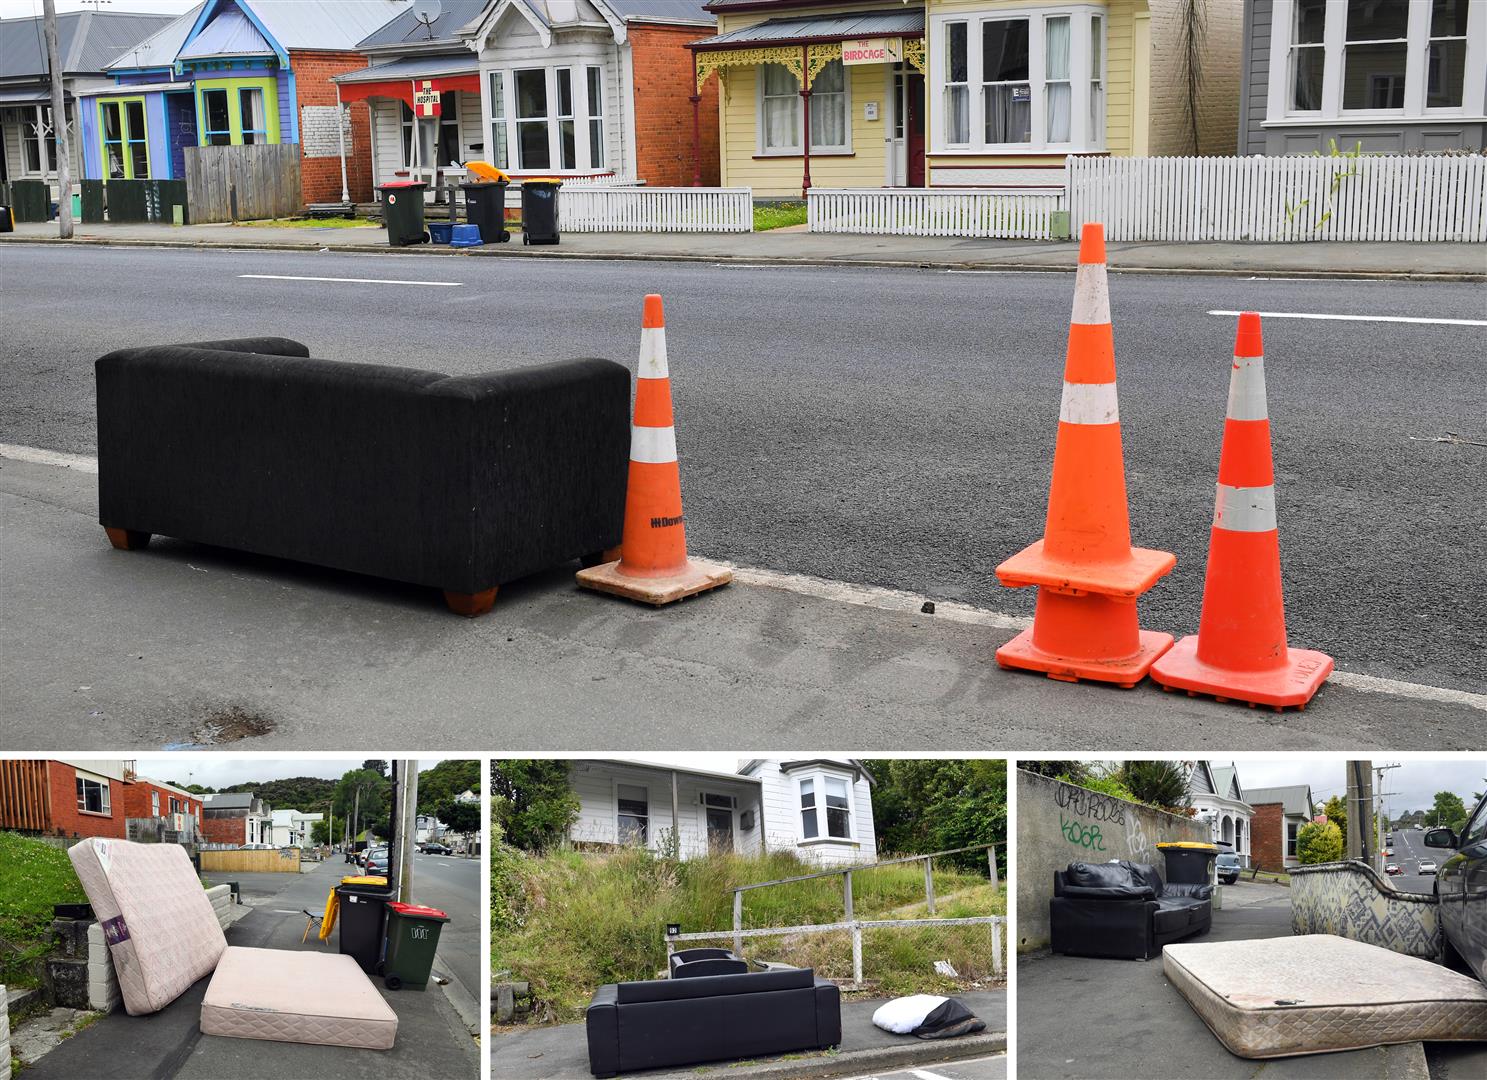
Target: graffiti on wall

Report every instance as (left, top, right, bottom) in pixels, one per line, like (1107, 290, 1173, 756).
(1054, 782, 1129, 855)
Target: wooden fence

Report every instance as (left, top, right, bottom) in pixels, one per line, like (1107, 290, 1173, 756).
(0, 759, 50, 831)
(1067, 153, 1486, 243)
(559, 186, 753, 232)
(183, 143, 302, 223)
(808, 187, 1063, 239)
(199, 847, 302, 873)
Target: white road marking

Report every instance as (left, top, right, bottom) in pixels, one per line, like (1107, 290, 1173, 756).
(911, 1071, 957, 1080)
(238, 274, 462, 287)
(1207, 309, 1487, 327)
(2, 440, 1483, 712)
(0, 443, 98, 473)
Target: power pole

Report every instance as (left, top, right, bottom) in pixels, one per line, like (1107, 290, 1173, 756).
(42, 0, 73, 239)
(1374, 763, 1400, 874)
(396, 760, 419, 903)
(1346, 760, 1373, 863)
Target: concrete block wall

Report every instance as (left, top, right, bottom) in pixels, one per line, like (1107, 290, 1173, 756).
(84, 923, 120, 1013)
(206, 883, 233, 927)
(1146, 0, 1243, 156)
(2, 983, 11, 1080)
(1016, 769, 1210, 952)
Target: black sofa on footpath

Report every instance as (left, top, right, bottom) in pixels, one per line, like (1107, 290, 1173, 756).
(96, 337, 630, 616)
(1050, 860, 1212, 960)
(585, 967, 841, 1077)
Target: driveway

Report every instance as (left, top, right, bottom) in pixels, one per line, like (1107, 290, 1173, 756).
(22, 860, 478, 1079)
(1016, 880, 1474, 1079)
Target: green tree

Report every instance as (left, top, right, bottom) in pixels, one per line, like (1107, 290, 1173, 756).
(310, 819, 331, 845)
(361, 760, 389, 778)
(436, 798, 480, 838)
(1320, 794, 1348, 848)
(1432, 791, 1469, 833)
(334, 769, 391, 837)
(1019, 761, 1094, 784)
(1296, 820, 1343, 864)
(418, 760, 481, 815)
(492, 760, 579, 852)
(862, 759, 1006, 873)
(1117, 761, 1191, 813)
(219, 776, 336, 813)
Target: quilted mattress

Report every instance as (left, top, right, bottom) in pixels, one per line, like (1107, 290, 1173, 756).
(68, 837, 227, 1015)
(1164, 934, 1487, 1058)
(201, 946, 398, 1050)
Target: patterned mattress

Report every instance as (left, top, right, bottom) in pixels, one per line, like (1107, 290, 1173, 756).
(68, 838, 227, 1015)
(1164, 934, 1487, 1058)
(201, 946, 398, 1050)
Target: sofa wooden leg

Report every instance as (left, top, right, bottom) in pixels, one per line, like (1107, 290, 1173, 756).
(443, 587, 497, 617)
(104, 527, 151, 551)
(580, 546, 623, 568)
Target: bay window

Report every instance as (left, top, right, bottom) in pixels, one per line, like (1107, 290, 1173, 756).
(757, 60, 850, 155)
(487, 64, 608, 172)
(1271, 0, 1485, 120)
(798, 774, 853, 841)
(933, 7, 1106, 153)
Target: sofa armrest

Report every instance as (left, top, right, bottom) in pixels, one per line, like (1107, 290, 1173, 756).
(1162, 882, 1213, 900)
(1058, 885, 1157, 901)
(166, 337, 310, 358)
(671, 958, 749, 978)
(813, 977, 842, 1048)
(585, 984, 620, 1078)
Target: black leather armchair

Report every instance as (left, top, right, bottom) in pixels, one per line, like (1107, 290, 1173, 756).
(1050, 861, 1212, 960)
(95, 338, 630, 616)
(585, 967, 841, 1077)
(669, 948, 749, 978)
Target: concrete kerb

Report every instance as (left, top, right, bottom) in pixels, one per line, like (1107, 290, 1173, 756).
(432, 959, 479, 1036)
(1, 235, 1481, 282)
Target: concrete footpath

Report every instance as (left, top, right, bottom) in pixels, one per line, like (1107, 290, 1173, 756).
(1017, 880, 1487, 1080)
(20, 860, 478, 1079)
(493, 989, 1006, 1080)
(2, 454, 1482, 749)
(3, 220, 1481, 279)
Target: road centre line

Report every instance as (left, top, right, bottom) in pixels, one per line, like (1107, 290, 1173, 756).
(238, 274, 462, 287)
(3, 440, 1484, 712)
(1207, 309, 1486, 327)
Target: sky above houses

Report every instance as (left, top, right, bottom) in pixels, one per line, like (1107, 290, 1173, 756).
(1233, 758, 1486, 816)
(131, 756, 453, 788)
(1, 1, 198, 16)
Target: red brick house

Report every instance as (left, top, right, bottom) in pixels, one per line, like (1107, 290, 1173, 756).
(1246, 784, 1315, 872)
(119, 776, 204, 826)
(201, 792, 273, 847)
(0, 760, 131, 840)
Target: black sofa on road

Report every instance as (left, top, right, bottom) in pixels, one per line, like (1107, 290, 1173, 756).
(1050, 860, 1212, 960)
(96, 338, 630, 616)
(585, 967, 841, 1077)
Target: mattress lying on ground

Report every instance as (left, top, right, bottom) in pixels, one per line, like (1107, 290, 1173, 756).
(1164, 934, 1487, 1058)
(68, 837, 227, 1015)
(201, 946, 398, 1050)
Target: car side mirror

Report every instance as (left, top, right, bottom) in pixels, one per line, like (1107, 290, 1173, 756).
(1423, 827, 1458, 849)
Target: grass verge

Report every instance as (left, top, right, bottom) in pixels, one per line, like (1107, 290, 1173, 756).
(754, 202, 807, 230)
(0, 832, 86, 988)
(234, 217, 379, 229)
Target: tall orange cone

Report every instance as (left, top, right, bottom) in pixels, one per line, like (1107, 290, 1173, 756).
(577, 294, 732, 606)
(994, 223, 1176, 687)
(1151, 313, 1333, 708)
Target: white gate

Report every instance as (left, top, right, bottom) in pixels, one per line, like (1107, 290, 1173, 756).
(557, 187, 753, 233)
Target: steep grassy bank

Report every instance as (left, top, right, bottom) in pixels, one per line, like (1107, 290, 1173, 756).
(0, 832, 87, 987)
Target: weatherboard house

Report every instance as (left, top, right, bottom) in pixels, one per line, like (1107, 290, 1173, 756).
(75, 0, 403, 204)
(568, 758, 876, 865)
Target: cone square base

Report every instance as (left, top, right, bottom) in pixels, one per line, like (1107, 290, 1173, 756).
(576, 558, 732, 607)
(996, 540, 1176, 599)
(1151, 635, 1333, 709)
(996, 626, 1174, 688)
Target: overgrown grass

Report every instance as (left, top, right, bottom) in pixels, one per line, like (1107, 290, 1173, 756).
(754, 202, 807, 230)
(0, 832, 87, 988)
(493, 846, 1004, 1023)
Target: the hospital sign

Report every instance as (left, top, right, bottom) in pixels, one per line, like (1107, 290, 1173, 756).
(841, 37, 904, 66)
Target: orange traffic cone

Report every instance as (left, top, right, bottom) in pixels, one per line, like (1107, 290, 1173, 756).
(1151, 313, 1332, 709)
(994, 224, 1176, 687)
(576, 294, 732, 606)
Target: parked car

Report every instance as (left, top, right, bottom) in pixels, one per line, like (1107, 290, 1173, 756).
(420, 842, 452, 855)
(1216, 852, 1242, 885)
(1420, 860, 1438, 875)
(1386, 863, 1402, 875)
(1385, 847, 1394, 856)
(1426, 793, 1487, 985)
(365, 846, 390, 874)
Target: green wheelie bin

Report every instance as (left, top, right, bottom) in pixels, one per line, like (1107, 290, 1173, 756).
(377, 180, 428, 246)
(382, 901, 450, 990)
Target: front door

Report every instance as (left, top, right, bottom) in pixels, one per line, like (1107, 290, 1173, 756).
(906, 72, 926, 187)
(706, 805, 734, 854)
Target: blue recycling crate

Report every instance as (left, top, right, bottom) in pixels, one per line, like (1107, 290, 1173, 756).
(427, 221, 454, 244)
(449, 223, 483, 248)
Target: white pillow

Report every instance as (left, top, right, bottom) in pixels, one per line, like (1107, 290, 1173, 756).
(872, 994, 949, 1034)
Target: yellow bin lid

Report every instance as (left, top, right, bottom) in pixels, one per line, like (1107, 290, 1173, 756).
(1157, 842, 1218, 850)
(340, 875, 388, 885)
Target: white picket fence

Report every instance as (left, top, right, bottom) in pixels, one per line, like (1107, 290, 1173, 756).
(558, 186, 753, 233)
(809, 187, 1063, 239)
(1068, 153, 1486, 243)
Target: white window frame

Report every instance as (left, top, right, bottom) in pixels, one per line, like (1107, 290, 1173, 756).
(75, 774, 111, 816)
(754, 60, 854, 157)
(485, 62, 608, 173)
(795, 770, 857, 844)
(151, 792, 160, 815)
(1286, 820, 1299, 858)
(929, 6, 1105, 155)
(700, 792, 738, 853)
(1266, 0, 1487, 125)
(615, 780, 650, 848)
(585, 65, 606, 171)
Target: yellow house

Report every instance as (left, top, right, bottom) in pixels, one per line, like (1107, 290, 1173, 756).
(689, 0, 1240, 198)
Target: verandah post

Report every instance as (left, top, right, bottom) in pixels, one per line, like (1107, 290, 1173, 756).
(800, 44, 812, 199)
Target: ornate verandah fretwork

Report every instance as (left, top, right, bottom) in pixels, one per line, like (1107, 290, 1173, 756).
(903, 37, 926, 74)
(805, 42, 841, 87)
(695, 46, 802, 92)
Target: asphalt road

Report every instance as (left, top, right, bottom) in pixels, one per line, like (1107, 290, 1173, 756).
(405, 852, 480, 1002)
(852, 1057, 1007, 1079)
(1391, 825, 1445, 896)
(1, 244, 1483, 693)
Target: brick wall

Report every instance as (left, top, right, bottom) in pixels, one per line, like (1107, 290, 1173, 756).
(1145, 0, 1243, 155)
(629, 24, 719, 187)
(200, 814, 247, 846)
(120, 781, 202, 823)
(46, 762, 125, 840)
(288, 49, 375, 204)
(1250, 802, 1284, 871)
